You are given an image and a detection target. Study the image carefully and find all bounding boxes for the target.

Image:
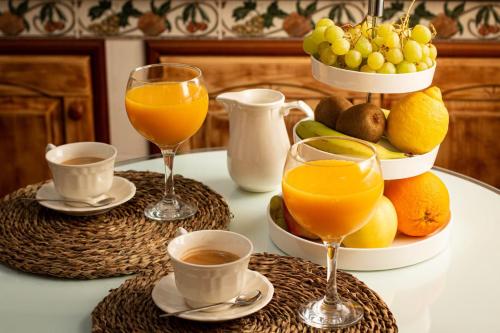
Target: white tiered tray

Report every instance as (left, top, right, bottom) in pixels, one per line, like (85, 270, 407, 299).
(267, 204, 451, 271)
(292, 120, 439, 180)
(311, 56, 436, 94)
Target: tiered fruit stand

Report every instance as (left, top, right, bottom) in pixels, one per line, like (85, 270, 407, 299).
(268, 55, 451, 271)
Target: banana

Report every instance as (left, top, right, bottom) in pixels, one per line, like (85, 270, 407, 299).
(381, 108, 390, 119)
(296, 120, 407, 160)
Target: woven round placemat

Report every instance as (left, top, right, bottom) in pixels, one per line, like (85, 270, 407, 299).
(92, 253, 397, 333)
(0, 171, 230, 279)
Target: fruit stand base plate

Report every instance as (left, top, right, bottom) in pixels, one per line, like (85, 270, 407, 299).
(268, 203, 451, 271)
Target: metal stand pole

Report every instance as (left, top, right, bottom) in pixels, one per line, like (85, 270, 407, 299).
(366, 0, 384, 103)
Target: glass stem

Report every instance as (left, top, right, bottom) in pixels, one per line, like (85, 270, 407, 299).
(161, 147, 178, 202)
(324, 240, 343, 305)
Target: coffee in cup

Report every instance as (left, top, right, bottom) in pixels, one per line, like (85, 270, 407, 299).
(167, 229, 253, 308)
(181, 249, 240, 265)
(45, 142, 117, 201)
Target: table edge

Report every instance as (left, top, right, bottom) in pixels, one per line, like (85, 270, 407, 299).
(116, 149, 499, 195)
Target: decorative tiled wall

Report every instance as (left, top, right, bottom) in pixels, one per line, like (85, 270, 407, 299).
(0, 0, 498, 40)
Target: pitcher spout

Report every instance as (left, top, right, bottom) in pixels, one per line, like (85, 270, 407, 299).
(216, 92, 241, 109)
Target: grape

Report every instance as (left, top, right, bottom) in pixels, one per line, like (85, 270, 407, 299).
(384, 32, 401, 48)
(316, 18, 334, 28)
(397, 61, 417, 73)
(325, 25, 344, 43)
(422, 56, 434, 67)
(403, 40, 423, 62)
(319, 48, 337, 66)
(373, 36, 384, 46)
(377, 62, 396, 74)
(360, 65, 376, 73)
(411, 24, 432, 44)
(303, 35, 318, 55)
(429, 44, 437, 60)
(345, 50, 362, 68)
(416, 61, 429, 71)
(386, 48, 404, 64)
(331, 38, 350, 55)
(310, 26, 327, 44)
(318, 41, 330, 54)
(371, 36, 384, 51)
(377, 23, 394, 37)
(367, 51, 385, 70)
(421, 44, 430, 58)
(355, 37, 373, 58)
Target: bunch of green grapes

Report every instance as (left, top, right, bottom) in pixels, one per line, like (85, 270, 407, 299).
(303, 18, 437, 74)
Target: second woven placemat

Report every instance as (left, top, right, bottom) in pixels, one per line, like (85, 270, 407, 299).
(0, 171, 230, 279)
(92, 253, 397, 333)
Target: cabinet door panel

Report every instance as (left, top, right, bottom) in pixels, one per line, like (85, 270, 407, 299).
(0, 54, 97, 194)
(0, 97, 63, 196)
(0, 56, 91, 96)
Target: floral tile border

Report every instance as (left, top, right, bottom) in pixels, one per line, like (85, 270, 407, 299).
(0, 0, 77, 37)
(0, 0, 498, 40)
(77, 0, 219, 38)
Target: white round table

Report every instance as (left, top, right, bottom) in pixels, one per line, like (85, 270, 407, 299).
(0, 150, 499, 333)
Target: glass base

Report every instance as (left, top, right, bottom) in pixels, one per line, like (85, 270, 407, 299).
(298, 297, 363, 329)
(144, 196, 197, 221)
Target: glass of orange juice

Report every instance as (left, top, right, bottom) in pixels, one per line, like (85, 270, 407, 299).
(282, 136, 383, 328)
(125, 63, 208, 221)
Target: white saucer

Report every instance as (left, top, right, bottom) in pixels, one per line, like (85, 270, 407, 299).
(35, 176, 136, 216)
(152, 269, 274, 322)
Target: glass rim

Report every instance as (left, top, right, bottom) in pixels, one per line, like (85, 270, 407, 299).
(128, 63, 202, 84)
(290, 136, 379, 166)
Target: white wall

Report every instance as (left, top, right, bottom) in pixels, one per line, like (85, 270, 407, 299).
(105, 40, 148, 161)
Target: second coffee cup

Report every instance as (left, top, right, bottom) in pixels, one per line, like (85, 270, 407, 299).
(167, 229, 253, 308)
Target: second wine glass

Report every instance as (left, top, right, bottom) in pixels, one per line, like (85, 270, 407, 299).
(282, 136, 384, 328)
(125, 63, 208, 221)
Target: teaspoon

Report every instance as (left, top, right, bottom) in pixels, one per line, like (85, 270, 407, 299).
(20, 197, 116, 207)
(159, 290, 262, 317)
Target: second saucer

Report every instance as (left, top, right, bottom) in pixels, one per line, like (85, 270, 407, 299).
(152, 269, 274, 322)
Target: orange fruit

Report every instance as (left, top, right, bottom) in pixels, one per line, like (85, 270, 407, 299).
(384, 172, 450, 236)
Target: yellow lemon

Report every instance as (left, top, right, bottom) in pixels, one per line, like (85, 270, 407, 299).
(387, 86, 449, 154)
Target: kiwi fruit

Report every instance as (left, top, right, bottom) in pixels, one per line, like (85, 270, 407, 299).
(336, 103, 386, 143)
(314, 96, 353, 129)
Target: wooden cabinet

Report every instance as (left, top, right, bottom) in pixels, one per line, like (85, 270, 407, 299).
(147, 40, 500, 187)
(0, 40, 109, 196)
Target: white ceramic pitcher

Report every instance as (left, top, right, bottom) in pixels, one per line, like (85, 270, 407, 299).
(216, 89, 313, 192)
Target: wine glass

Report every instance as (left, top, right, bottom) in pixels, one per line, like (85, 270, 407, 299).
(282, 136, 383, 328)
(125, 63, 208, 221)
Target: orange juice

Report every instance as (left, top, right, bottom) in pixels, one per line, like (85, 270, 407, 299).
(125, 83, 208, 147)
(282, 160, 383, 242)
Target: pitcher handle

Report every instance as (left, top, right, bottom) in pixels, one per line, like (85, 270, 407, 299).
(281, 100, 314, 118)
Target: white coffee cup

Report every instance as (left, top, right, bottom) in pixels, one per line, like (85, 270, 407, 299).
(167, 229, 253, 308)
(45, 142, 117, 201)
